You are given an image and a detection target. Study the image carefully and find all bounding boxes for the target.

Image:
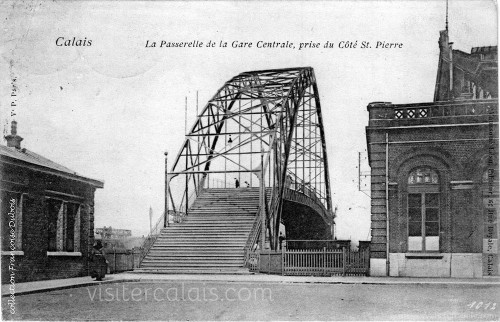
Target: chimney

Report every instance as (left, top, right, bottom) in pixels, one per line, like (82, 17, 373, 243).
(5, 120, 23, 149)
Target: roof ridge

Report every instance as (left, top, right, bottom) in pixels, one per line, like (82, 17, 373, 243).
(0, 144, 103, 187)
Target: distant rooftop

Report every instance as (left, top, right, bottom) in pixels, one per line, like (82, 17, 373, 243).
(471, 46, 497, 54)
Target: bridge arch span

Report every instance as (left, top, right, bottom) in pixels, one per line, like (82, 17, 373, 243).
(166, 67, 335, 250)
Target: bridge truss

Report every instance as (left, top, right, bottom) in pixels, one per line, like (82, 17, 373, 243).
(166, 67, 334, 249)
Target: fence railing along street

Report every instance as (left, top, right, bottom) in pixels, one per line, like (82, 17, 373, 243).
(248, 247, 370, 276)
(104, 248, 142, 273)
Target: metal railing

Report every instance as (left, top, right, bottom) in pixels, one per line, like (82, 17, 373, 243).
(244, 206, 262, 266)
(249, 247, 370, 276)
(205, 177, 241, 189)
(286, 240, 350, 250)
(283, 170, 333, 223)
(138, 211, 167, 266)
(282, 188, 333, 225)
(175, 189, 198, 223)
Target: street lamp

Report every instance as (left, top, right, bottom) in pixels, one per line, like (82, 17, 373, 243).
(260, 147, 265, 250)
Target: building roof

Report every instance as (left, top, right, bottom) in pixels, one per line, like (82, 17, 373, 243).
(434, 29, 498, 101)
(471, 46, 497, 55)
(0, 144, 104, 188)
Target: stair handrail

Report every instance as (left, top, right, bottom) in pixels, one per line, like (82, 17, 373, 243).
(207, 177, 235, 189)
(198, 174, 207, 194)
(138, 210, 168, 266)
(244, 205, 262, 266)
(176, 186, 200, 223)
(266, 186, 282, 249)
(244, 187, 276, 265)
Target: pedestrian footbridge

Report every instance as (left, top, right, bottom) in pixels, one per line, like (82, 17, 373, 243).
(138, 67, 335, 273)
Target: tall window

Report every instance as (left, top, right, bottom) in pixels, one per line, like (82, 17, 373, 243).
(407, 168, 440, 252)
(65, 203, 79, 252)
(46, 199, 81, 253)
(46, 199, 61, 252)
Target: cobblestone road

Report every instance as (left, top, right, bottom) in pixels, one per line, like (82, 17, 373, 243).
(3, 281, 499, 321)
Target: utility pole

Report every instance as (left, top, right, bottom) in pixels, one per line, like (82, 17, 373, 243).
(196, 90, 199, 117)
(185, 97, 188, 135)
(149, 206, 153, 234)
(164, 151, 169, 228)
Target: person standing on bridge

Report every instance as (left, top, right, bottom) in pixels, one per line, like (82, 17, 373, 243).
(234, 178, 240, 188)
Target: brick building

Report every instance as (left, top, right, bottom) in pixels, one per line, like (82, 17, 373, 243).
(366, 28, 498, 277)
(1, 121, 103, 282)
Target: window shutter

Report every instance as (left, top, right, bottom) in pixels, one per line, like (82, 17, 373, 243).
(56, 202, 65, 251)
(74, 205, 81, 252)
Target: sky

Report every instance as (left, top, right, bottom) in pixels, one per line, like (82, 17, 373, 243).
(0, 0, 497, 241)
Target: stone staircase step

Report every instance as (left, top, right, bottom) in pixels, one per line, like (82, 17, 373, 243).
(143, 258, 244, 263)
(138, 188, 259, 274)
(134, 268, 251, 274)
(155, 239, 247, 242)
(149, 252, 244, 256)
(140, 262, 244, 267)
(151, 246, 245, 249)
(152, 242, 246, 246)
(163, 226, 252, 230)
(149, 250, 242, 253)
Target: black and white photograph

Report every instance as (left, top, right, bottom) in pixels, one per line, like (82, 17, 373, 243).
(0, 0, 498, 320)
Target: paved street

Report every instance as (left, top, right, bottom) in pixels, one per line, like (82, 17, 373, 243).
(3, 281, 499, 321)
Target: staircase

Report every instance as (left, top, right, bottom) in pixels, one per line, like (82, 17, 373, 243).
(138, 188, 259, 274)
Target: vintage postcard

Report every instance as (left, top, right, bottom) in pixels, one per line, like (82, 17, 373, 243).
(0, 0, 498, 321)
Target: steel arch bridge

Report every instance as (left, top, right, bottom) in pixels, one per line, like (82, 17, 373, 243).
(166, 67, 334, 250)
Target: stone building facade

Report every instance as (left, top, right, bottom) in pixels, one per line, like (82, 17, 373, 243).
(1, 121, 103, 282)
(365, 28, 498, 277)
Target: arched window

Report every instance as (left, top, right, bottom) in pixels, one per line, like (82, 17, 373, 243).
(408, 167, 439, 185)
(407, 167, 440, 252)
